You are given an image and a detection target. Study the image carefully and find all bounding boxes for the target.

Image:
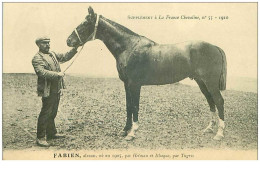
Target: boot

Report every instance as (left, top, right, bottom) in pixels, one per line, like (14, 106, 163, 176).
(36, 138, 50, 147)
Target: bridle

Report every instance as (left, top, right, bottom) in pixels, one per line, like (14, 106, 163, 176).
(64, 14, 100, 73)
(74, 28, 84, 45)
(74, 14, 100, 45)
(92, 14, 100, 40)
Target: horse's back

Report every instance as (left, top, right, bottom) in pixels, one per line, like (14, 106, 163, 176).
(126, 39, 225, 86)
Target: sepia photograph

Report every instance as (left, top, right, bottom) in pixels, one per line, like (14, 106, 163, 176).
(2, 2, 257, 160)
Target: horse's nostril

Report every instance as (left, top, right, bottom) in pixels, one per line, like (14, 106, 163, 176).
(67, 38, 71, 46)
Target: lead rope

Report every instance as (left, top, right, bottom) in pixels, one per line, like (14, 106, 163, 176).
(63, 45, 84, 73)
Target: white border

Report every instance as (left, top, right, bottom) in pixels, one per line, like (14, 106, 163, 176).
(1, 1, 259, 178)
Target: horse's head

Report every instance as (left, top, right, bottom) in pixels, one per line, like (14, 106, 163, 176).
(67, 6, 97, 47)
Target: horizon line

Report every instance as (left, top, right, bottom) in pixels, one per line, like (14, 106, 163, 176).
(2, 72, 257, 80)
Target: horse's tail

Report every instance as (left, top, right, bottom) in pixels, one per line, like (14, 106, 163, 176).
(217, 47, 227, 91)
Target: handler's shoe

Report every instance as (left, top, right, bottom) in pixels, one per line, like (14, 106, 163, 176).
(47, 134, 65, 140)
(36, 138, 50, 147)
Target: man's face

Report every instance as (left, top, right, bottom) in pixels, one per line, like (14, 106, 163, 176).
(38, 40, 50, 53)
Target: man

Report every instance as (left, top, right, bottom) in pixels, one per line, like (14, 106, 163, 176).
(32, 36, 80, 147)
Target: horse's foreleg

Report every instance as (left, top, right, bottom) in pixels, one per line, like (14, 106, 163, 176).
(132, 85, 141, 123)
(125, 84, 141, 141)
(120, 83, 133, 137)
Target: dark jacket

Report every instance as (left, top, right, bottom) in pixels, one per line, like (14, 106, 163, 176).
(32, 49, 77, 97)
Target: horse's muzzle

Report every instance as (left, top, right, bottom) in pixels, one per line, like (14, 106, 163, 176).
(67, 38, 73, 47)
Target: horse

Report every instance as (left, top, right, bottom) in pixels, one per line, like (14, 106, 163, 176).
(67, 7, 227, 141)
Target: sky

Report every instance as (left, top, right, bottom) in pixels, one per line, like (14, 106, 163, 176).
(3, 3, 257, 78)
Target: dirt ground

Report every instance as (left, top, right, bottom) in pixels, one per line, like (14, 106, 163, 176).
(2, 73, 258, 151)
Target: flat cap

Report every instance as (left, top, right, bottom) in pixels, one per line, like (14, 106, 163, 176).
(35, 36, 50, 45)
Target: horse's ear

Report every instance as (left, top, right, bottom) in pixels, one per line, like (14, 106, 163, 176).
(88, 6, 95, 16)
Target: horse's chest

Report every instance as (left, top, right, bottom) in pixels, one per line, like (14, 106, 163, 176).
(116, 53, 129, 81)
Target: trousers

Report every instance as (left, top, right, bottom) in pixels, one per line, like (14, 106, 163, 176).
(37, 93, 60, 139)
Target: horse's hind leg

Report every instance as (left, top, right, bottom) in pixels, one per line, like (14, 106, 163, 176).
(195, 79, 218, 133)
(204, 81, 225, 140)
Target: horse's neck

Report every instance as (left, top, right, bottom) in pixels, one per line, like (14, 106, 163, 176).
(96, 16, 139, 59)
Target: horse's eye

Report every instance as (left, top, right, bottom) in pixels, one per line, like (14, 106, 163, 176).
(87, 16, 91, 21)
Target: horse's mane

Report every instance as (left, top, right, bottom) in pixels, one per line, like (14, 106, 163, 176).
(101, 16, 139, 36)
(101, 15, 157, 45)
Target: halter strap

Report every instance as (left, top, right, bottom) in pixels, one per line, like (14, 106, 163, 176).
(74, 14, 99, 44)
(74, 28, 83, 45)
(92, 15, 100, 40)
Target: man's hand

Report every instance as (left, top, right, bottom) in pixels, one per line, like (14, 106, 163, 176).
(57, 72, 65, 77)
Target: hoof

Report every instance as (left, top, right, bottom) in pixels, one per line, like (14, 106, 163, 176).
(119, 130, 128, 137)
(203, 127, 214, 134)
(125, 135, 135, 141)
(213, 134, 224, 141)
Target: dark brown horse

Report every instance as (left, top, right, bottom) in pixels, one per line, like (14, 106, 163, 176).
(67, 7, 227, 141)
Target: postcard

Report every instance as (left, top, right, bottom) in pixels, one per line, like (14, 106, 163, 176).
(2, 2, 257, 160)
